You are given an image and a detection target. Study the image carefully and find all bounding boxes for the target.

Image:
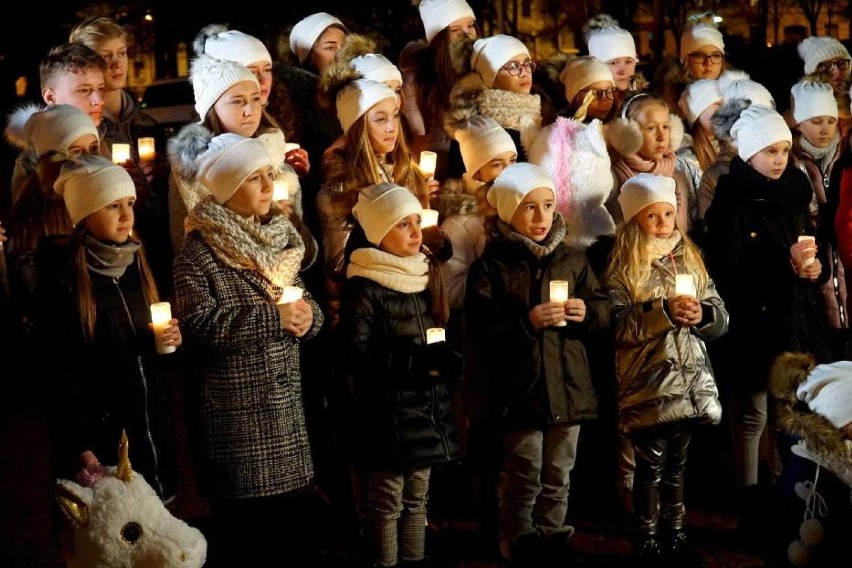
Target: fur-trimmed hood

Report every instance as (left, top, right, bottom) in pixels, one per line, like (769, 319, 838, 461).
(167, 123, 213, 179)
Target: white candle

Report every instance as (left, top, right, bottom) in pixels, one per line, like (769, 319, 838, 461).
(549, 280, 569, 327)
(137, 137, 155, 162)
(272, 179, 289, 201)
(419, 151, 437, 177)
(675, 274, 697, 297)
(420, 208, 439, 228)
(284, 142, 300, 153)
(111, 143, 131, 164)
(150, 302, 176, 354)
(277, 285, 303, 304)
(798, 235, 816, 267)
(426, 327, 446, 344)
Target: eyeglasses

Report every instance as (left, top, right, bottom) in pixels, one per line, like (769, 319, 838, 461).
(500, 60, 537, 76)
(688, 52, 725, 65)
(578, 87, 615, 101)
(817, 59, 852, 74)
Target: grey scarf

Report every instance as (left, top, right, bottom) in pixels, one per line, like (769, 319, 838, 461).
(495, 213, 567, 259)
(85, 235, 141, 278)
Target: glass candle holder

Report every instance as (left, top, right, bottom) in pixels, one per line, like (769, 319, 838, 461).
(111, 143, 131, 164)
(137, 137, 155, 162)
(426, 327, 446, 344)
(277, 285, 303, 304)
(150, 302, 176, 354)
(549, 280, 569, 327)
(675, 274, 696, 297)
(419, 151, 437, 178)
(420, 208, 439, 228)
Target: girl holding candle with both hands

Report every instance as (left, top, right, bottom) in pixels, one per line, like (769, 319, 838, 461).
(603, 172, 728, 564)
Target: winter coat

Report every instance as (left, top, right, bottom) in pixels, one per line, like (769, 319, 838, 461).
(607, 239, 728, 435)
(465, 216, 609, 431)
(172, 230, 323, 500)
(704, 157, 833, 388)
(337, 274, 460, 471)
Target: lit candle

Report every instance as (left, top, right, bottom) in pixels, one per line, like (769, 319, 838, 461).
(137, 137, 155, 162)
(111, 143, 131, 164)
(426, 327, 446, 344)
(675, 274, 697, 297)
(549, 280, 569, 327)
(420, 208, 439, 228)
(150, 302, 176, 354)
(272, 179, 289, 201)
(798, 235, 816, 267)
(284, 142, 300, 153)
(277, 285, 303, 304)
(419, 151, 437, 178)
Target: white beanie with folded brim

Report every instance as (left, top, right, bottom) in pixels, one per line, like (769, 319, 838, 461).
(680, 24, 725, 61)
(351, 53, 403, 86)
(791, 80, 838, 125)
(54, 155, 136, 226)
(352, 182, 423, 245)
(290, 12, 346, 65)
(618, 173, 677, 223)
(455, 115, 517, 176)
(203, 29, 271, 66)
(588, 26, 636, 63)
(419, 0, 476, 43)
(560, 56, 614, 104)
(487, 162, 555, 223)
(196, 133, 274, 204)
(798, 36, 851, 75)
(797, 360, 852, 429)
(190, 54, 259, 122)
(731, 105, 792, 162)
(336, 79, 398, 134)
(471, 34, 529, 88)
(679, 78, 722, 127)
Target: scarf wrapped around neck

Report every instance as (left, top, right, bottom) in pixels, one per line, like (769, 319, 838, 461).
(85, 235, 141, 278)
(494, 212, 567, 260)
(613, 151, 677, 183)
(800, 134, 840, 174)
(186, 197, 304, 290)
(346, 248, 429, 293)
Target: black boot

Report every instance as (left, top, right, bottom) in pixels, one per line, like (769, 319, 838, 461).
(635, 534, 662, 567)
(540, 526, 575, 566)
(508, 530, 541, 568)
(663, 529, 706, 568)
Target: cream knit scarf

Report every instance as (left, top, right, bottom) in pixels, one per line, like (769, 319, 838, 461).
(186, 197, 304, 291)
(476, 88, 542, 131)
(347, 248, 429, 293)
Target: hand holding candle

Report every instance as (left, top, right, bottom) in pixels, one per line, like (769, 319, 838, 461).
(549, 280, 569, 327)
(419, 151, 437, 179)
(797, 236, 816, 267)
(674, 274, 696, 298)
(277, 285, 303, 304)
(275, 286, 312, 337)
(150, 302, 177, 354)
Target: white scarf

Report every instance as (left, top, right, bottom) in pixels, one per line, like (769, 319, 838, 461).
(346, 248, 429, 293)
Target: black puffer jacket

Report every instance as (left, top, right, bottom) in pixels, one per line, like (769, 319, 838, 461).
(338, 276, 459, 472)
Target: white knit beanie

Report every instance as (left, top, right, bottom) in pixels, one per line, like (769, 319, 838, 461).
(190, 54, 259, 122)
(336, 79, 397, 134)
(470, 34, 529, 88)
(201, 29, 271, 66)
(14, 104, 98, 156)
(454, 115, 517, 175)
(796, 360, 852, 429)
(419, 0, 476, 43)
(196, 133, 274, 204)
(350, 53, 403, 86)
(731, 105, 792, 161)
(680, 24, 725, 60)
(723, 78, 775, 108)
(588, 26, 636, 63)
(352, 182, 423, 245)
(618, 173, 677, 223)
(798, 36, 851, 74)
(559, 55, 614, 103)
(54, 155, 136, 225)
(289, 12, 346, 65)
(791, 80, 838, 124)
(487, 162, 555, 223)
(679, 79, 722, 127)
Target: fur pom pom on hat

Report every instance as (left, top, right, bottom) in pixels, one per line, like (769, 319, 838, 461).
(350, 53, 402, 86)
(196, 133, 274, 204)
(680, 23, 725, 61)
(352, 182, 423, 245)
(290, 12, 347, 65)
(195, 24, 271, 66)
(798, 36, 851, 74)
(54, 155, 135, 225)
(618, 172, 677, 223)
(791, 80, 838, 124)
(487, 162, 555, 223)
(470, 34, 529, 88)
(560, 56, 614, 103)
(418, 0, 476, 43)
(336, 78, 397, 134)
(190, 54, 258, 122)
(679, 78, 722, 127)
(731, 105, 791, 161)
(4, 103, 98, 156)
(797, 361, 852, 429)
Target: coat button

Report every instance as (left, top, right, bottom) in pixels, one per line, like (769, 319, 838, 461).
(554, 414, 561, 421)
(749, 231, 758, 238)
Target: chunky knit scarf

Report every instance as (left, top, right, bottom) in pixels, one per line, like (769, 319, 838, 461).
(186, 197, 304, 289)
(347, 248, 429, 293)
(648, 230, 682, 261)
(800, 134, 840, 174)
(476, 88, 542, 131)
(494, 212, 567, 260)
(613, 151, 676, 183)
(85, 235, 141, 278)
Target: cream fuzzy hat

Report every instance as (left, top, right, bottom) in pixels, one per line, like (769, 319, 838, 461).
(680, 23, 725, 60)
(487, 162, 555, 223)
(798, 36, 851, 75)
(618, 173, 677, 223)
(196, 133, 274, 204)
(350, 53, 403, 86)
(731, 105, 792, 161)
(54, 155, 135, 225)
(560, 56, 614, 103)
(679, 79, 722, 127)
(5, 103, 98, 156)
(796, 360, 852, 429)
(470, 34, 530, 88)
(790, 80, 838, 124)
(190, 54, 259, 122)
(336, 78, 397, 134)
(588, 26, 636, 63)
(455, 115, 517, 176)
(201, 28, 271, 66)
(352, 182, 423, 245)
(723, 78, 775, 108)
(419, 0, 476, 43)
(289, 12, 347, 65)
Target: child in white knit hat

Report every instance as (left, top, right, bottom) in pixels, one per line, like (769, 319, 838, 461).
(337, 181, 459, 568)
(287, 12, 348, 74)
(799, 36, 851, 96)
(680, 19, 726, 81)
(465, 162, 609, 564)
(558, 55, 617, 122)
(604, 172, 726, 563)
(678, 79, 723, 173)
(583, 14, 643, 101)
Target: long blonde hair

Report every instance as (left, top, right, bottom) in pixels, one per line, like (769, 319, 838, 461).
(690, 120, 717, 170)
